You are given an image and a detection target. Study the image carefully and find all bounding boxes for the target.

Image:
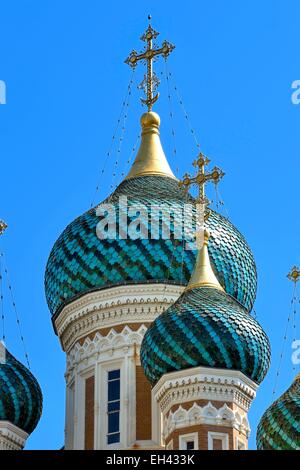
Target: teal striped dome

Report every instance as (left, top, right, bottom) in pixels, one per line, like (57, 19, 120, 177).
(45, 175, 257, 319)
(140, 286, 271, 386)
(0, 346, 42, 434)
(256, 376, 300, 450)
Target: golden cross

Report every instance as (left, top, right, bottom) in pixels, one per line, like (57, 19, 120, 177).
(0, 220, 7, 236)
(287, 266, 300, 283)
(179, 152, 225, 209)
(125, 17, 175, 111)
(179, 153, 224, 248)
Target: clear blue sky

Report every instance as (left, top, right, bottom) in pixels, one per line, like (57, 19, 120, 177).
(0, 0, 299, 450)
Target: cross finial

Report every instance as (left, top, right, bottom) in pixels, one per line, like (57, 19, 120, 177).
(179, 153, 224, 248)
(287, 266, 300, 283)
(179, 152, 225, 209)
(0, 220, 7, 236)
(125, 19, 175, 111)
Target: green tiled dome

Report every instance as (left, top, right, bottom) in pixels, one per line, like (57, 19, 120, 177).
(256, 376, 300, 450)
(0, 346, 43, 434)
(140, 287, 271, 386)
(45, 175, 257, 319)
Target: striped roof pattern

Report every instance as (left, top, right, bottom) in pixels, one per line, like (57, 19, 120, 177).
(140, 287, 271, 386)
(0, 347, 43, 434)
(45, 176, 257, 318)
(256, 377, 300, 450)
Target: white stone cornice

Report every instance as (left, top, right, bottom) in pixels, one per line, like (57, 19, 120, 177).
(55, 283, 183, 352)
(152, 366, 258, 415)
(163, 402, 250, 440)
(0, 421, 28, 450)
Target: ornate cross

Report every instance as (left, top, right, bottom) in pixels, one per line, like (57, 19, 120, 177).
(125, 17, 175, 111)
(179, 152, 225, 207)
(179, 153, 225, 248)
(287, 266, 300, 283)
(0, 220, 7, 236)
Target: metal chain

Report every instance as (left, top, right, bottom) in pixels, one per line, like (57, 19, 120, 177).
(212, 175, 230, 221)
(163, 60, 177, 161)
(109, 78, 135, 192)
(113, 134, 141, 190)
(164, 66, 230, 223)
(272, 284, 297, 398)
(90, 69, 135, 208)
(1, 253, 30, 369)
(166, 68, 201, 151)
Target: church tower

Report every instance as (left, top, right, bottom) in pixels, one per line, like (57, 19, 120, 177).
(44, 21, 269, 450)
(140, 157, 271, 450)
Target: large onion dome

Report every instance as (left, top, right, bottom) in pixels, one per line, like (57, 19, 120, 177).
(140, 230, 271, 386)
(45, 112, 257, 320)
(0, 345, 43, 435)
(256, 375, 300, 450)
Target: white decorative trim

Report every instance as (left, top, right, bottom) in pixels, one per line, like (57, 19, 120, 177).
(179, 432, 198, 450)
(66, 324, 147, 384)
(0, 421, 28, 450)
(55, 283, 183, 352)
(152, 366, 257, 415)
(208, 431, 229, 450)
(151, 367, 255, 446)
(65, 324, 155, 450)
(235, 436, 247, 450)
(163, 402, 250, 440)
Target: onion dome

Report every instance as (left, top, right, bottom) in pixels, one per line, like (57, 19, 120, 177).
(45, 112, 257, 320)
(140, 230, 270, 386)
(256, 375, 300, 450)
(0, 344, 43, 434)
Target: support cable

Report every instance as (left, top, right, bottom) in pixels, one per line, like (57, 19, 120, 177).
(1, 253, 30, 369)
(90, 69, 135, 208)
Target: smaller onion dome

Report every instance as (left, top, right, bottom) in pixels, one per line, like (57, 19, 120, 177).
(0, 344, 43, 435)
(140, 230, 271, 386)
(256, 374, 300, 450)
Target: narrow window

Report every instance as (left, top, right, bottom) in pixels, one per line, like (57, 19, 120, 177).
(186, 441, 195, 450)
(84, 376, 94, 450)
(107, 369, 120, 444)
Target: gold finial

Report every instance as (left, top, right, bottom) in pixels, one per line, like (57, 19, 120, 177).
(179, 152, 225, 247)
(0, 220, 7, 236)
(287, 266, 300, 283)
(186, 228, 224, 291)
(125, 111, 176, 180)
(125, 19, 175, 111)
(179, 152, 225, 205)
(179, 153, 225, 292)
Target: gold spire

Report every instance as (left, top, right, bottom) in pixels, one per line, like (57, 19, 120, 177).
(179, 153, 225, 292)
(186, 228, 224, 291)
(125, 17, 175, 111)
(0, 220, 7, 236)
(125, 111, 176, 180)
(124, 19, 176, 180)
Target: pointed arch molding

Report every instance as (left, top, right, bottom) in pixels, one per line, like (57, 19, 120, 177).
(66, 324, 148, 384)
(163, 402, 250, 440)
(55, 283, 184, 352)
(152, 367, 258, 415)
